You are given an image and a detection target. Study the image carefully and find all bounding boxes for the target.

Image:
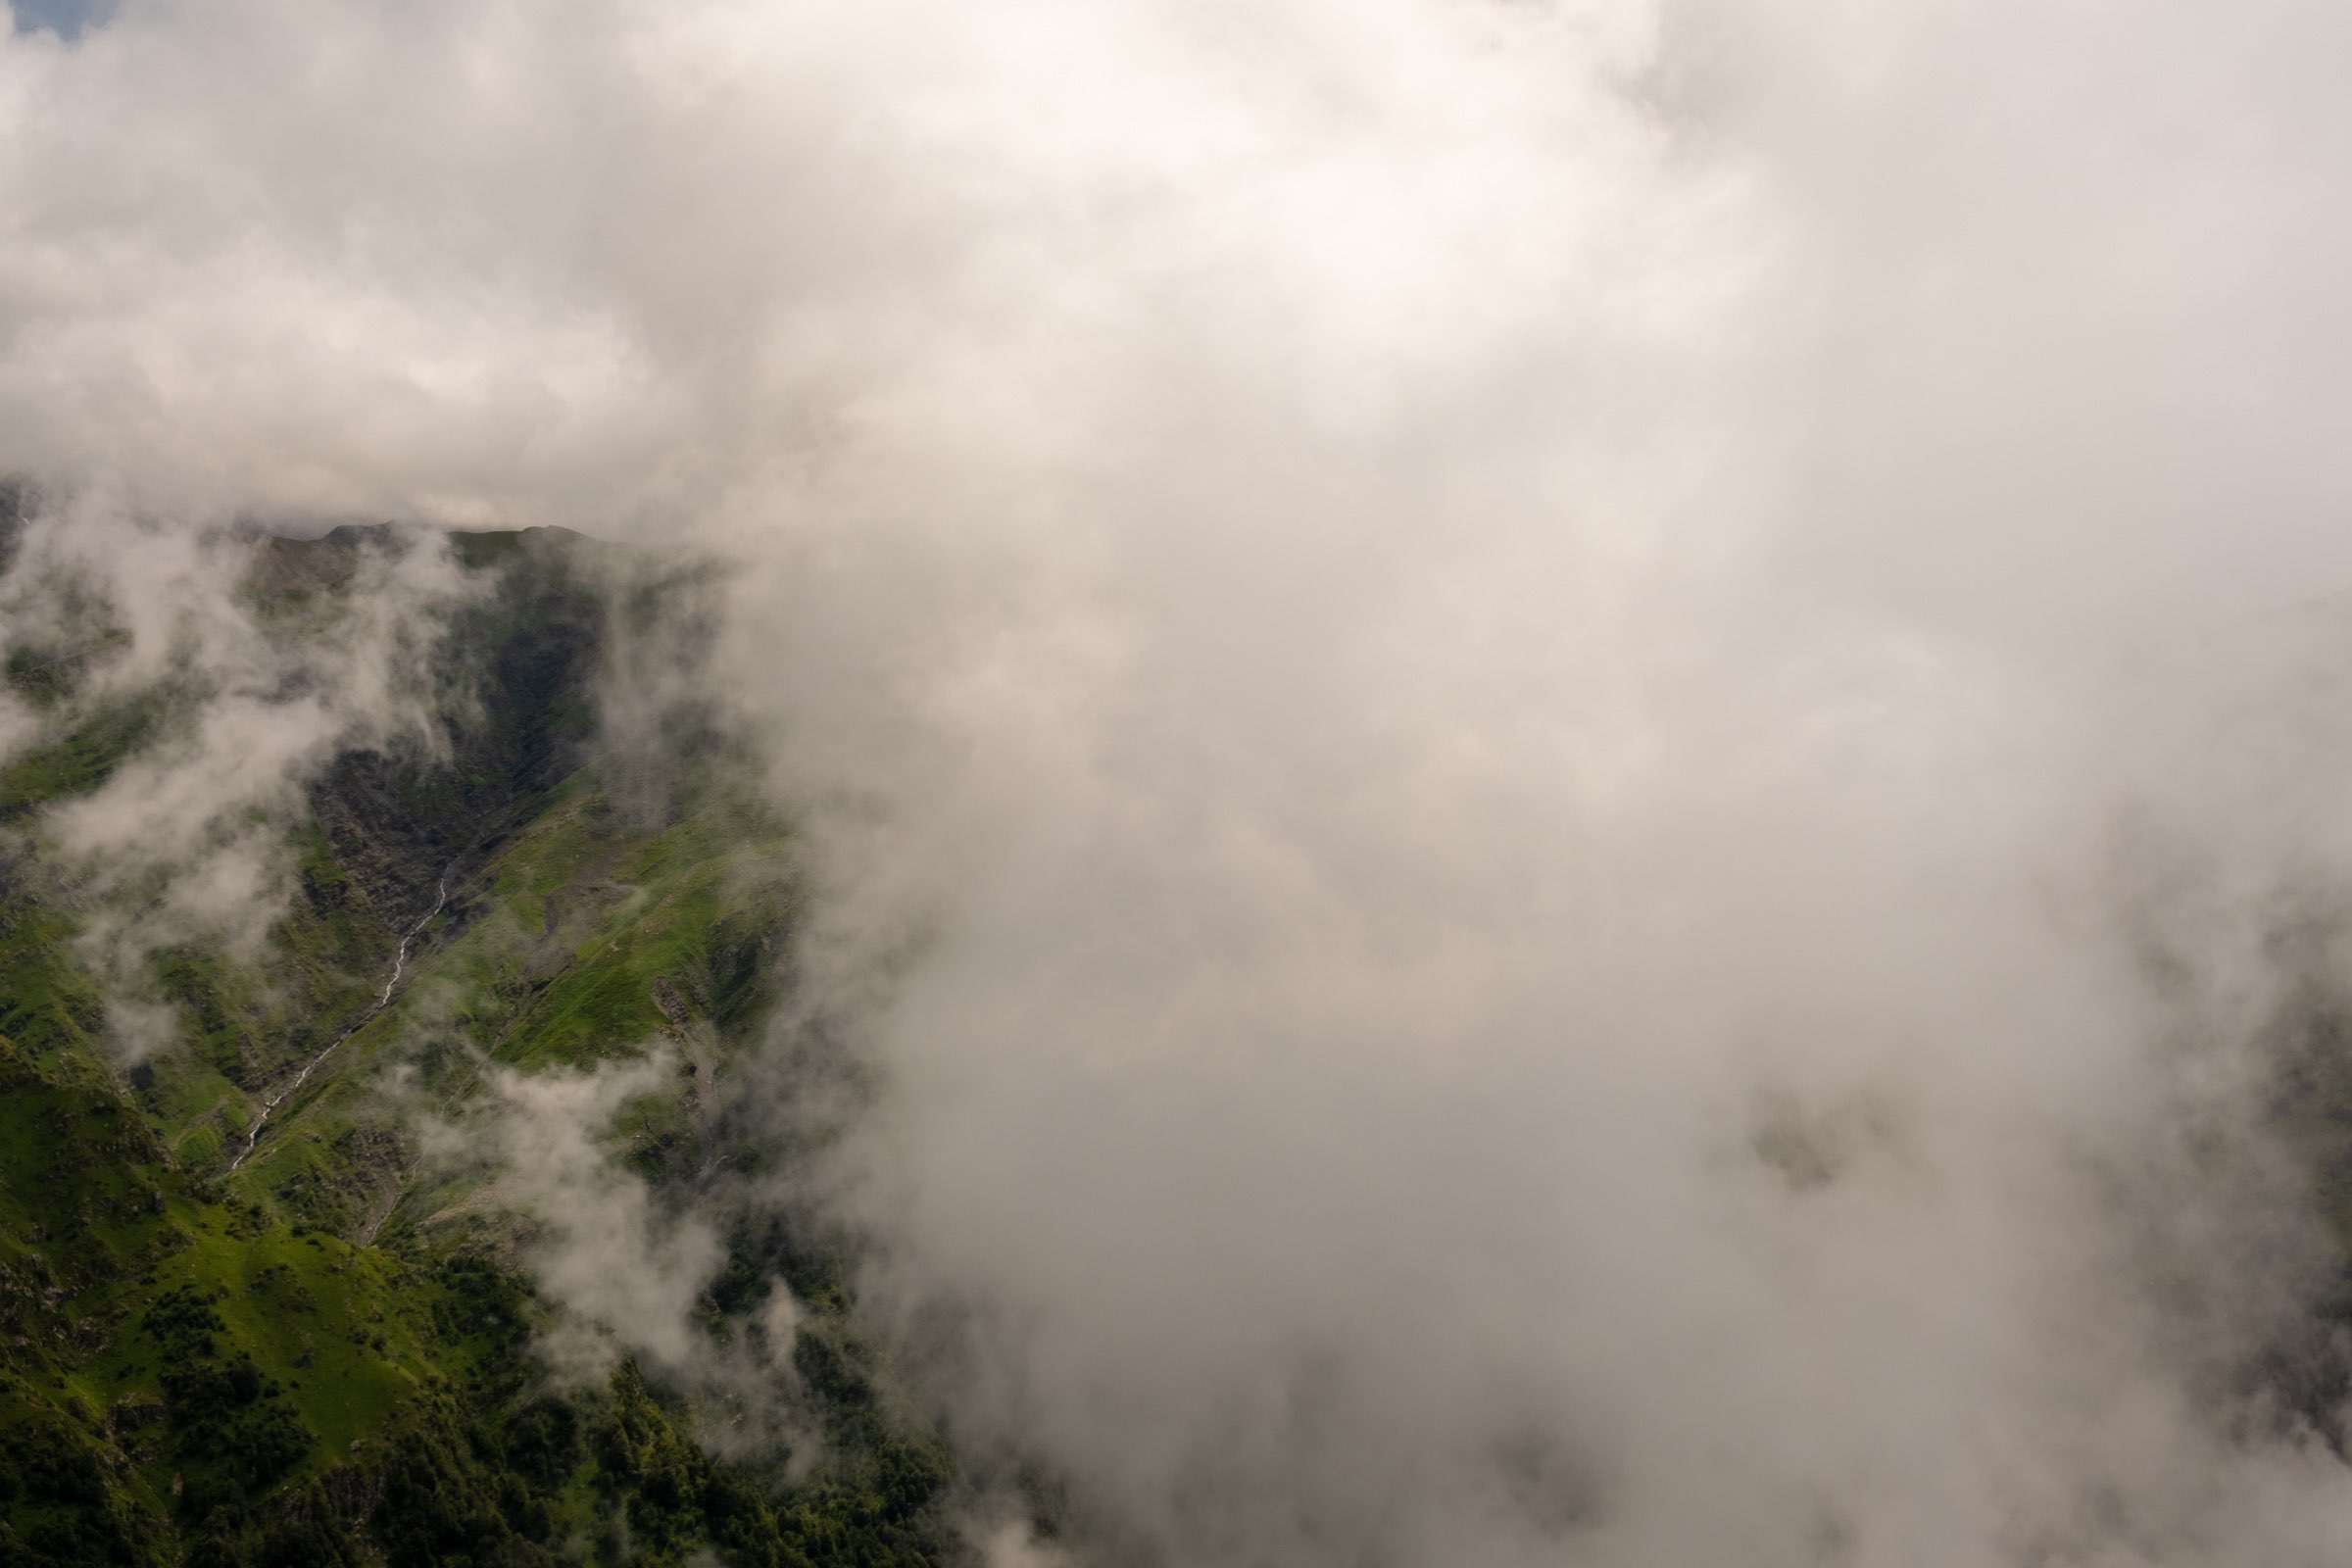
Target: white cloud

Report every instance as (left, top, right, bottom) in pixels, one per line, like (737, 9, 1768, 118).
(0, 502, 467, 1048)
(15, 2, 2352, 1561)
(466, 1054, 724, 1377)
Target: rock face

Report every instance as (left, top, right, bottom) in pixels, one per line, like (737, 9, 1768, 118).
(297, 526, 612, 929)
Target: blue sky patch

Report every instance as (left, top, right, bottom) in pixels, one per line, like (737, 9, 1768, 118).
(12, 0, 112, 41)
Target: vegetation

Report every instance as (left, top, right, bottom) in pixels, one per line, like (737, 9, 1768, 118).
(0, 525, 956, 1566)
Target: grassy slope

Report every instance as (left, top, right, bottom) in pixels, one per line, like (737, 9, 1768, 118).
(0, 528, 952, 1568)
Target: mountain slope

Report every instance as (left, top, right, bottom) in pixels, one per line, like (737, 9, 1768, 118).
(0, 524, 955, 1568)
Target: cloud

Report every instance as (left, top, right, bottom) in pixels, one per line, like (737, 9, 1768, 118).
(457, 1053, 724, 1378)
(14, 1, 2352, 1562)
(0, 497, 468, 1056)
(426, 1047, 819, 1461)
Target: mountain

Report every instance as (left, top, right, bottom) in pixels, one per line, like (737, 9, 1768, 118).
(0, 525, 958, 1567)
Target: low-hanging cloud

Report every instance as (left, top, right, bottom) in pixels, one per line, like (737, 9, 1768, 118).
(15, 1, 2352, 1563)
(414, 1044, 821, 1461)
(451, 1054, 726, 1379)
(0, 498, 468, 1054)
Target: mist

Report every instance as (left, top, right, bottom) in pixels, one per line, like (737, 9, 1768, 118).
(0, 502, 467, 1054)
(13, 1, 2352, 1562)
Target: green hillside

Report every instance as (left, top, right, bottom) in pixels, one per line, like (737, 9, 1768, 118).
(0, 526, 955, 1567)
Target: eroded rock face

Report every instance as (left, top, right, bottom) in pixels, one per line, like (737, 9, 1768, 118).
(300, 527, 612, 932)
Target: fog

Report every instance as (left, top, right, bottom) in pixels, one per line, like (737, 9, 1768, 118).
(13, 1, 2352, 1562)
(0, 502, 466, 1051)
